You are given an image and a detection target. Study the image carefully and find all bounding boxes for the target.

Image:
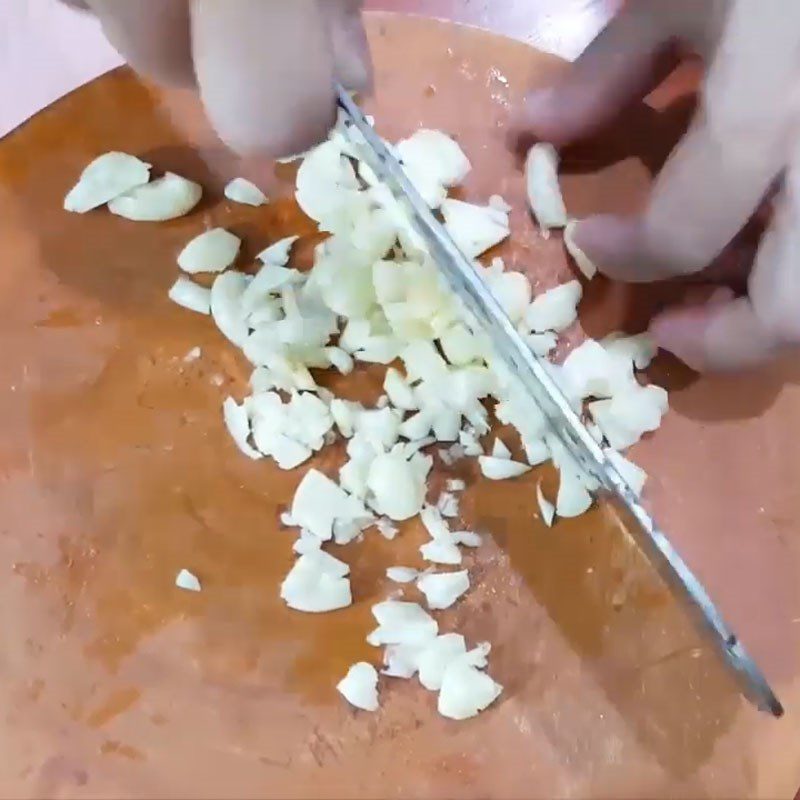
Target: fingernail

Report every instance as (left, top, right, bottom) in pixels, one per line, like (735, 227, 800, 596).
(650, 309, 711, 371)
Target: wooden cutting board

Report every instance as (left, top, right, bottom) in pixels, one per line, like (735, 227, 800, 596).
(0, 12, 797, 799)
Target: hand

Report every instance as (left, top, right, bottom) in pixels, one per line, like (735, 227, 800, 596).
(516, 1, 800, 372)
(63, 0, 372, 158)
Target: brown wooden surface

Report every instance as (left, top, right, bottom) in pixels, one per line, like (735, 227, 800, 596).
(0, 11, 798, 800)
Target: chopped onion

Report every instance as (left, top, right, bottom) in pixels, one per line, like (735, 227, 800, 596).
(438, 661, 503, 720)
(367, 600, 438, 646)
(416, 633, 467, 690)
(436, 491, 459, 518)
(606, 449, 647, 497)
(602, 332, 657, 370)
(526, 331, 558, 357)
(491, 438, 511, 459)
(525, 143, 567, 233)
(524, 281, 582, 333)
(280, 551, 352, 613)
(420, 539, 462, 565)
(564, 220, 596, 279)
(168, 277, 211, 315)
(441, 199, 510, 259)
(478, 456, 530, 480)
(175, 568, 201, 592)
(452, 530, 481, 548)
(178, 228, 241, 274)
(108, 172, 202, 221)
(256, 235, 299, 266)
(222, 397, 261, 460)
(561, 339, 635, 401)
(417, 570, 470, 610)
(291, 469, 368, 541)
(224, 177, 267, 207)
(556, 466, 593, 518)
(375, 517, 399, 540)
(447, 478, 466, 492)
(210, 271, 249, 347)
(367, 451, 426, 521)
(64, 151, 151, 213)
(386, 566, 420, 584)
(536, 483, 555, 527)
(337, 662, 379, 711)
(523, 438, 550, 466)
(383, 368, 418, 411)
(397, 129, 471, 208)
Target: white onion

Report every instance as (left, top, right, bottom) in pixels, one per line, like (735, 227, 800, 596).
(606, 449, 647, 496)
(386, 566, 420, 584)
(366, 451, 426, 521)
(175, 568, 201, 592)
(441, 199, 510, 259)
(280, 551, 352, 613)
(367, 600, 438, 647)
(478, 456, 530, 480)
(224, 177, 267, 207)
(556, 466, 593, 518)
(438, 661, 502, 720)
(416, 633, 468, 690)
(210, 271, 249, 347)
(524, 281, 582, 333)
(64, 151, 151, 213)
(222, 397, 262, 460)
(526, 331, 558, 357)
(602, 332, 658, 370)
(256, 235, 299, 266)
(417, 570, 470, 610)
(536, 483, 555, 527)
(178, 228, 241, 274)
(109, 172, 202, 221)
(564, 219, 596, 279)
(420, 539, 462, 565)
(291, 469, 368, 541)
(452, 530, 481, 548)
(491, 438, 511, 459)
(337, 662, 379, 711)
(383, 367, 418, 411)
(525, 143, 567, 233)
(168, 277, 211, 315)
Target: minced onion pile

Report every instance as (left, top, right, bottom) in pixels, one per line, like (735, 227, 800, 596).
(65, 118, 666, 721)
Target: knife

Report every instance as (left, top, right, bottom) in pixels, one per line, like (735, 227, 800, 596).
(336, 85, 783, 717)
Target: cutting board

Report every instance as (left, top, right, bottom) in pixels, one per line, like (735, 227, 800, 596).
(0, 12, 797, 799)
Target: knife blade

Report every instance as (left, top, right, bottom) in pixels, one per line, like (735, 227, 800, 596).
(336, 84, 782, 717)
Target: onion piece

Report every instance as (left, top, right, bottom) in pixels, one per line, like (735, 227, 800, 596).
(367, 600, 439, 647)
(436, 491, 459, 518)
(168, 277, 211, 315)
(420, 539, 462, 565)
(386, 566, 420, 584)
(452, 530, 481, 548)
(478, 456, 530, 481)
(561, 339, 635, 401)
(64, 151, 151, 213)
(108, 172, 202, 221)
(291, 469, 368, 541)
(416, 633, 468, 690)
(256, 235, 300, 266)
(367, 451, 426, 521)
(602, 332, 658, 370)
(526, 331, 558, 357)
(438, 661, 503, 720)
(224, 177, 267, 207)
(525, 143, 567, 234)
(337, 662, 379, 711)
(210, 271, 249, 347)
(441, 199, 510, 259)
(222, 397, 262, 460)
(491, 438, 511, 459)
(383, 368, 418, 411)
(564, 220, 596, 279)
(175, 568, 201, 592)
(417, 570, 470, 610)
(397, 129, 471, 208)
(525, 281, 582, 333)
(375, 518, 399, 541)
(536, 483, 555, 527)
(178, 228, 241, 274)
(447, 478, 466, 492)
(606, 449, 647, 497)
(281, 551, 352, 613)
(523, 438, 550, 466)
(556, 466, 593, 518)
